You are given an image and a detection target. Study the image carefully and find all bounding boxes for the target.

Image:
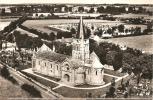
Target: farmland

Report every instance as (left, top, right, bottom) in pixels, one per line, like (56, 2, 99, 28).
(15, 28, 38, 37)
(22, 19, 147, 34)
(113, 13, 153, 20)
(0, 18, 18, 31)
(101, 35, 153, 54)
(22, 19, 125, 34)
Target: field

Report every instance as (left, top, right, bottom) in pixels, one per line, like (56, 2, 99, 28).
(113, 13, 153, 20)
(22, 19, 148, 35)
(22, 19, 125, 34)
(15, 28, 38, 37)
(0, 18, 18, 22)
(101, 35, 153, 54)
(0, 18, 18, 31)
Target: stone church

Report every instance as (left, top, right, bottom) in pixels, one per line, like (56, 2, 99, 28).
(32, 17, 105, 86)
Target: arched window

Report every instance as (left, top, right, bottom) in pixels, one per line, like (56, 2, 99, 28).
(65, 64, 69, 71)
(57, 65, 58, 70)
(96, 70, 97, 75)
(67, 67, 69, 71)
(50, 64, 52, 68)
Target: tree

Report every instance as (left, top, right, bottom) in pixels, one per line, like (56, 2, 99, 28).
(134, 27, 141, 35)
(124, 91, 128, 98)
(125, 29, 129, 34)
(6, 33, 15, 42)
(68, 7, 72, 12)
(118, 24, 125, 33)
(105, 86, 116, 98)
(96, 44, 107, 64)
(106, 51, 118, 65)
(0, 67, 10, 79)
(128, 7, 134, 13)
(111, 77, 116, 86)
(0, 66, 18, 84)
(70, 28, 76, 35)
(86, 27, 91, 38)
(112, 52, 123, 71)
(49, 32, 56, 41)
(78, 7, 84, 12)
(88, 8, 95, 13)
(1, 8, 5, 15)
(137, 7, 144, 13)
(21, 84, 42, 97)
(107, 28, 113, 34)
(97, 6, 104, 13)
(64, 6, 68, 12)
(143, 22, 153, 34)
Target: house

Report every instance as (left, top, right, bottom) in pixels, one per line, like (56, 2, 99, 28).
(32, 13, 52, 18)
(32, 17, 105, 86)
(2, 41, 17, 51)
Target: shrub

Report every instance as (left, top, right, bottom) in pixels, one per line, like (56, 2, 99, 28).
(21, 84, 42, 98)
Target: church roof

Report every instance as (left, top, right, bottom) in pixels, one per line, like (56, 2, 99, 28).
(35, 51, 70, 63)
(90, 51, 104, 69)
(35, 51, 86, 69)
(66, 58, 84, 69)
(76, 16, 88, 39)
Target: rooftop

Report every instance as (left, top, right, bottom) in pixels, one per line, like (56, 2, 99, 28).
(35, 51, 70, 63)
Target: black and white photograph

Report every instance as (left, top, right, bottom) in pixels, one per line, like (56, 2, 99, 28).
(0, 0, 153, 99)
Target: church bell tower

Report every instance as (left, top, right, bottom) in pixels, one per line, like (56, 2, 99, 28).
(72, 16, 90, 64)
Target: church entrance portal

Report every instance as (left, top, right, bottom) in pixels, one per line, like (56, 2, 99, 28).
(63, 74, 70, 82)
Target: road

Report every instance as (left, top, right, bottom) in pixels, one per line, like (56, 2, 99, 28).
(0, 63, 57, 99)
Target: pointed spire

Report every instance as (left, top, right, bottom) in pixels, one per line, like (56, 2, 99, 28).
(76, 16, 86, 39)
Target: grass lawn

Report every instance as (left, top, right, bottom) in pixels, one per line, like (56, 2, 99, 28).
(54, 75, 117, 98)
(0, 76, 31, 99)
(75, 75, 114, 88)
(101, 35, 153, 54)
(75, 84, 100, 88)
(21, 71, 58, 89)
(21, 68, 125, 98)
(34, 72, 61, 82)
(53, 75, 131, 98)
(54, 85, 110, 98)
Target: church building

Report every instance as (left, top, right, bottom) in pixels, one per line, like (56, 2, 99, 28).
(32, 17, 105, 86)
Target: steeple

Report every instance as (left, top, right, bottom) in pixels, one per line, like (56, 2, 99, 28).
(76, 16, 87, 39)
(72, 16, 90, 64)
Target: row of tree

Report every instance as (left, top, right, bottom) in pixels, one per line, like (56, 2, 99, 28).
(95, 23, 152, 37)
(19, 25, 74, 41)
(4, 5, 150, 15)
(13, 30, 43, 50)
(0, 16, 27, 35)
